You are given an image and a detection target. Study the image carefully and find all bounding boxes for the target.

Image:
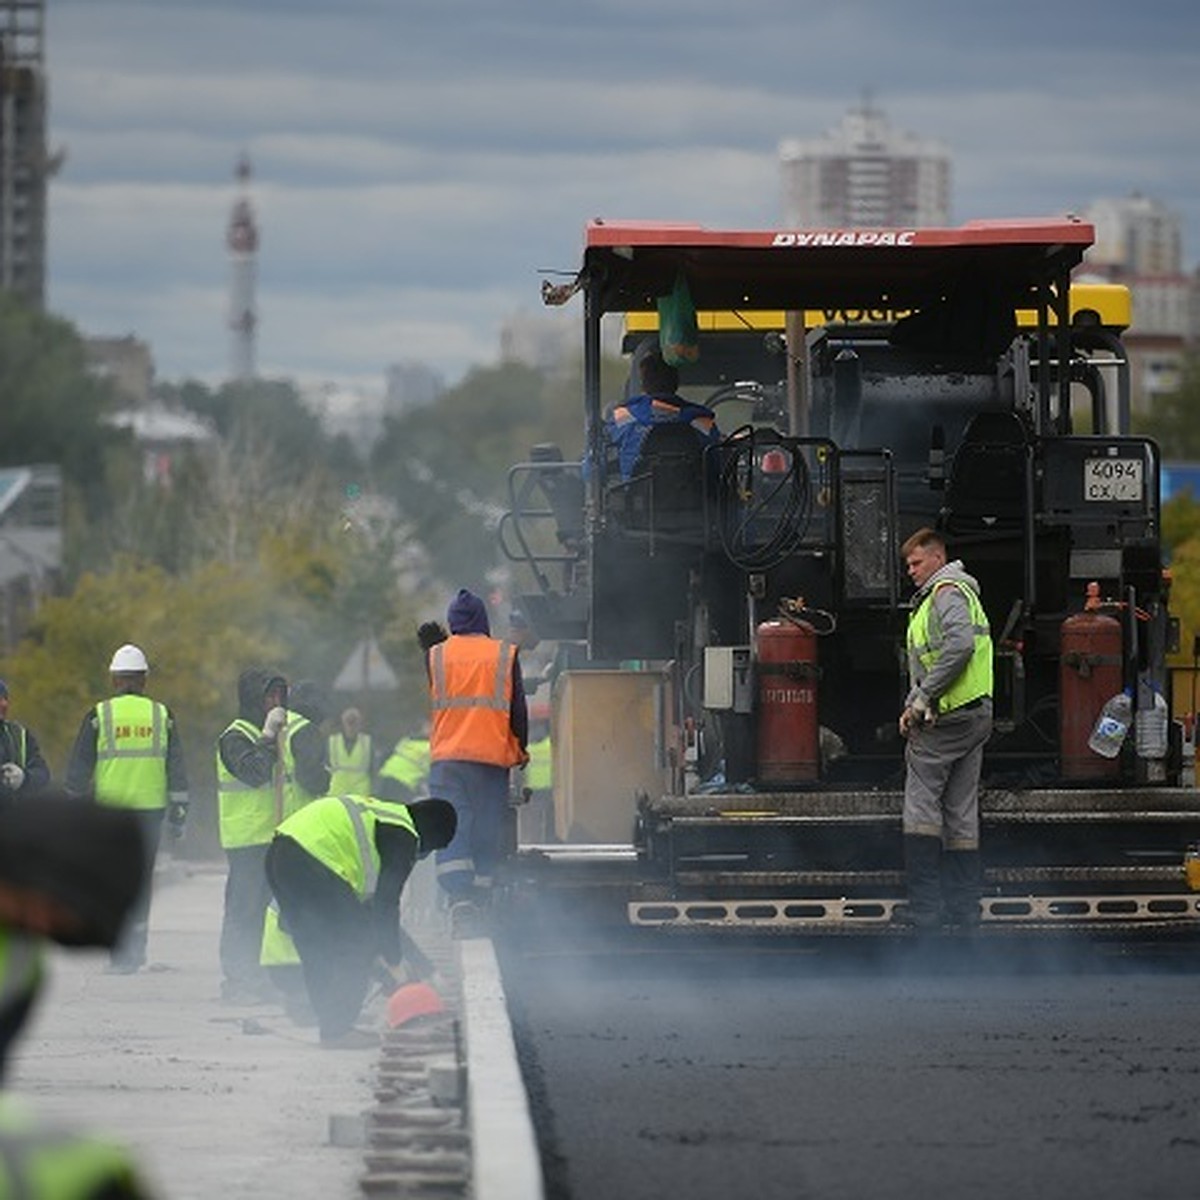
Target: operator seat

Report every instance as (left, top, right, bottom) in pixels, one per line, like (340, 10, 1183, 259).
(942, 409, 1031, 533)
(617, 421, 707, 534)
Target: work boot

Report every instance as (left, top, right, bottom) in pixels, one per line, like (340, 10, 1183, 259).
(893, 835, 943, 930)
(942, 849, 982, 930)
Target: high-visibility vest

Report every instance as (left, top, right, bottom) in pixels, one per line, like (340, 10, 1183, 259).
(259, 899, 301, 967)
(526, 736, 552, 791)
(93, 695, 169, 811)
(215, 718, 277, 849)
(0, 1096, 148, 1200)
(328, 732, 373, 795)
(907, 579, 993, 713)
(276, 794, 418, 899)
(281, 712, 318, 821)
(1, 722, 27, 769)
(378, 738, 430, 793)
(429, 637, 522, 768)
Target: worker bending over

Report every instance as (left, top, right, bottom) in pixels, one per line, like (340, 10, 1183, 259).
(264, 794, 456, 1049)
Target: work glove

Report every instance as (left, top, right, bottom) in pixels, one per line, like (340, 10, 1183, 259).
(417, 621, 448, 652)
(261, 705, 288, 741)
(167, 800, 188, 839)
(910, 690, 936, 726)
(899, 690, 935, 737)
(0, 763, 24, 790)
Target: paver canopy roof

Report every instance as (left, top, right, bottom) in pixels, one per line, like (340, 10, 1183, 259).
(574, 217, 1093, 317)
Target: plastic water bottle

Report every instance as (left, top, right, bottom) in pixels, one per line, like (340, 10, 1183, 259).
(1134, 686, 1169, 760)
(1088, 687, 1133, 758)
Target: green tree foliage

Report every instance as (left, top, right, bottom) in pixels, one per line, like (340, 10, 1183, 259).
(1134, 350, 1200, 459)
(0, 294, 125, 485)
(0, 294, 135, 576)
(2, 557, 288, 795)
(1142, 354, 1200, 700)
(1162, 493, 1200, 556)
(368, 356, 630, 591)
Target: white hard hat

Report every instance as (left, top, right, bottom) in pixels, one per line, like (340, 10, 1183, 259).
(109, 643, 149, 674)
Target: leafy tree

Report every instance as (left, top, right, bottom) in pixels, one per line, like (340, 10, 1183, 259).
(0, 293, 137, 579)
(1134, 350, 1200, 459)
(368, 356, 626, 591)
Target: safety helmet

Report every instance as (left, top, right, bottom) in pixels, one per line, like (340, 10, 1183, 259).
(109, 643, 149, 674)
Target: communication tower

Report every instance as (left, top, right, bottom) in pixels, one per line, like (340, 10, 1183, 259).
(226, 154, 259, 380)
(0, 1, 53, 308)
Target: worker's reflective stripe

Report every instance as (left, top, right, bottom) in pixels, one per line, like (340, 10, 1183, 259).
(430, 640, 513, 712)
(93, 696, 169, 810)
(429, 637, 522, 767)
(280, 712, 312, 819)
(437, 856, 475, 877)
(337, 794, 379, 898)
(278, 794, 416, 898)
(95, 699, 164, 760)
(216, 718, 276, 847)
(6, 726, 26, 770)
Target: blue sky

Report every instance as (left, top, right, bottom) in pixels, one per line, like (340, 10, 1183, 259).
(46, 0, 1200, 391)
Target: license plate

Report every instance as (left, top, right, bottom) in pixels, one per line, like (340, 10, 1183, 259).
(1083, 457, 1143, 502)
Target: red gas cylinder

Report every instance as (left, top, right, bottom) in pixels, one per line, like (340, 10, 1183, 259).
(756, 618, 819, 784)
(1060, 584, 1123, 780)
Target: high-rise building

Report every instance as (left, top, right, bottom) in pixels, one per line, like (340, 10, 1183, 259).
(1082, 194, 1189, 411)
(0, 0, 51, 309)
(1085, 194, 1183, 278)
(780, 100, 950, 229)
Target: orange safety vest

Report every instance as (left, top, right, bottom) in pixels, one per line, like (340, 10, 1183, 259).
(429, 636, 522, 768)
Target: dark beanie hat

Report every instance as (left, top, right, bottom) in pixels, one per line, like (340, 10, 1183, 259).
(407, 798, 458, 852)
(446, 588, 490, 636)
(0, 795, 147, 948)
(0, 680, 8, 699)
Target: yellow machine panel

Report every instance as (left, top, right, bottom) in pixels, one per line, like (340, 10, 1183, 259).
(552, 669, 673, 843)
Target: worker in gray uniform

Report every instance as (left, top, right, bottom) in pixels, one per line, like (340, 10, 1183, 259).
(897, 527, 993, 930)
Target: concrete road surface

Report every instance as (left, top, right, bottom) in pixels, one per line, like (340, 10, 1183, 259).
(8, 861, 377, 1200)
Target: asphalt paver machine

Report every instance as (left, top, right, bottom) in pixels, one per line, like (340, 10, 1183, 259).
(499, 217, 1200, 936)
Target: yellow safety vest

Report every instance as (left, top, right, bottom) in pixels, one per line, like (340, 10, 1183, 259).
(281, 712, 318, 820)
(526, 736, 552, 791)
(259, 899, 301, 967)
(379, 738, 430, 793)
(328, 732, 373, 795)
(93, 695, 169, 811)
(907, 579, 993, 713)
(216, 719, 277, 849)
(0, 1096, 147, 1200)
(276, 795, 418, 899)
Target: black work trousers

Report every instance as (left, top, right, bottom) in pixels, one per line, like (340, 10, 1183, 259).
(265, 835, 375, 1041)
(219, 844, 272, 989)
(113, 808, 165, 969)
